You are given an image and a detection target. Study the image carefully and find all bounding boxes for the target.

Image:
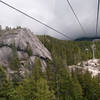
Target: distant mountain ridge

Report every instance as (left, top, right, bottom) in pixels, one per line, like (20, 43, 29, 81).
(75, 37, 100, 41)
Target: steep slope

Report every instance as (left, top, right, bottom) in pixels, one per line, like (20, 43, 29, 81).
(39, 35, 100, 64)
(0, 28, 52, 75)
(39, 35, 100, 76)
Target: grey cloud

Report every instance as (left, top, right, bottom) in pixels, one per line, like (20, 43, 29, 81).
(0, 0, 99, 40)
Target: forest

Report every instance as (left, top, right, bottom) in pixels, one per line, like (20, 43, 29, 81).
(0, 33, 100, 100)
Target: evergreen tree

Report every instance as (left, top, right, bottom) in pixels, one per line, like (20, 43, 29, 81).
(8, 58, 56, 100)
(10, 43, 20, 70)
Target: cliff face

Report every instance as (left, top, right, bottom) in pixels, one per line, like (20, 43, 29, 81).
(0, 28, 52, 75)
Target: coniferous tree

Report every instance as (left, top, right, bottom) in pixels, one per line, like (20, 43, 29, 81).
(10, 43, 20, 70)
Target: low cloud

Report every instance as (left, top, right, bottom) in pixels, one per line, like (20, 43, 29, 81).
(0, 0, 99, 39)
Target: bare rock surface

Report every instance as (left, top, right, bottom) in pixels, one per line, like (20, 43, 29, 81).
(0, 28, 52, 74)
(69, 59, 100, 76)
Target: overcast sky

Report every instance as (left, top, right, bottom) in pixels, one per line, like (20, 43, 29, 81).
(0, 0, 99, 40)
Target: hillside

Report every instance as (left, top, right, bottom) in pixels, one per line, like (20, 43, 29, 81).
(75, 37, 100, 41)
(0, 28, 100, 100)
(38, 35, 100, 65)
(38, 35, 100, 76)
(0, 28, 52, 77)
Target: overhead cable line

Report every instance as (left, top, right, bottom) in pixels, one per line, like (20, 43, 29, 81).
(96, 0, 100, 37)
(0, 0, 73, 40)
(65, 0, 87, 34)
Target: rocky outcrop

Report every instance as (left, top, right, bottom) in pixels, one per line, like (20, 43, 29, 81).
(0, 28, 52, 75)
(69, 59, 100, 76)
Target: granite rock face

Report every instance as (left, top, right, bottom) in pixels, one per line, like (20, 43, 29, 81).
(69, 59, 100, 77)
(0, 28, 52, 74)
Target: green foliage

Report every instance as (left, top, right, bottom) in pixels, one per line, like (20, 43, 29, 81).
(39, 35, 100, 65)
(8, 58, 56, 100)
(0, 66, 7, 98)
(0, 66, 7, 83)
(34, 78, 56, 100)
(46, 56, 83, 100)
(26, 44, 32, 56)
(32, 58, 44, 80)
(39, 35, 100, 100)
(8, 78, 56, 100)
(0, 35, 100, 100)
(10, 43, 20, 70)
